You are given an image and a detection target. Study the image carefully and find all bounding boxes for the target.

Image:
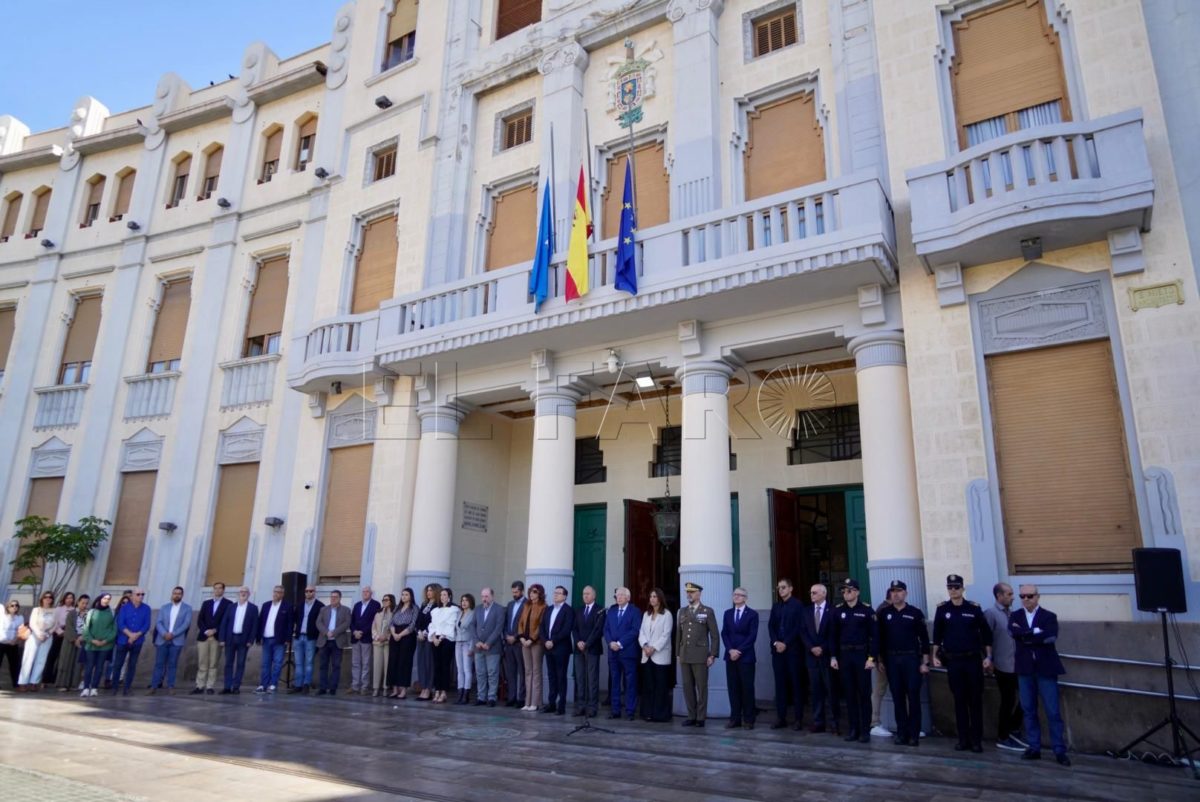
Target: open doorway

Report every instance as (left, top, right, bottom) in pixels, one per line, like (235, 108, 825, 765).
(767, 486, 868, 603)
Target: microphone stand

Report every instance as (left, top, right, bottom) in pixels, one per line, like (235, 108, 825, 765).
(569, 644, 613, 736)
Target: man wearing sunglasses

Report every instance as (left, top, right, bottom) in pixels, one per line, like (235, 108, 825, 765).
(931, 575, 992, 753)
(1008, 586, 1069, 766)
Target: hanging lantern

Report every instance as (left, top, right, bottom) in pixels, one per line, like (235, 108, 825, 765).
(654, 503, 680, 546)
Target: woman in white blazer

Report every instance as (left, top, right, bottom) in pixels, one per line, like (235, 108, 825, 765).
(427, 587, 460, 704)
(638, 588, 674, 723)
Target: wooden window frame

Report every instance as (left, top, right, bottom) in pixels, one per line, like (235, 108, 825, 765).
(372, 145, 397, 182)
(502, 109, 533, 151)
(752, 8, 799, 57)
(495, 0, 541, 40)
(383, 31, 417, 71)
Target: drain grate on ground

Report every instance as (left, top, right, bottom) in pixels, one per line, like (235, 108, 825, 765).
(435, 725, 522, 740)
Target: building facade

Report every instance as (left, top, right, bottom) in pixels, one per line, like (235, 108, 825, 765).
(1, 0, 1198, 717)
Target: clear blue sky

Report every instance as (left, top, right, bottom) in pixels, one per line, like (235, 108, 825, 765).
(0, 1, 347, 133)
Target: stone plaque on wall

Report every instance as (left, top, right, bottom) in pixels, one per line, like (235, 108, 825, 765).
(1129, 280, 1184, 311)
(462, 501, 488, 533)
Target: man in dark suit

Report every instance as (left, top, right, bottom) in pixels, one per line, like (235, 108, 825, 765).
(501, 581, 527, 707)
(722, 587, 760, 729)
(192, 582, 232, 694)
(572, 585, 606, 717)
(290, 585, 324, 694)
(604, 586, 640, 720)
(219, 586, 259, 694)
(349, 586, 381, 694)
(768, 577, 806, 729)
(1009, 585, 1070, 766)
(540, 585, 576, 715)
(801, 582, 836, 732)
(255, 584, 293, 693)
(316, 590, 351, 695)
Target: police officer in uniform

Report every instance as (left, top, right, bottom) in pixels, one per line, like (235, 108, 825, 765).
(876, 579, 930, 746)
(829, 578, 875, 743)
(932, 574, 993, 753)
(676, 582, 719, 727)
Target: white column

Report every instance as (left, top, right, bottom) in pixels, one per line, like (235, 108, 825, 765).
(524, 389, 580, 596)
(668, 0, 725, 217)
(676, 360, 734, 717)
(404, 404, 465, 590)
(848, 331, 925, 606)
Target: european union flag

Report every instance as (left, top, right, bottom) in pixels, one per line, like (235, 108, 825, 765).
(614, 159, 638, 295)
(529, 178, 555, 312)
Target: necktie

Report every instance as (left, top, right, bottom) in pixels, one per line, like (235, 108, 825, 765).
(619, 607, 624, 622)
(814, 605, 821, 630)
(735, 608, 741, 625)
(586, 605, 591, 618)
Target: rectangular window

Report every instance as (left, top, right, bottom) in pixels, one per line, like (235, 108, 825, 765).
(1, 194, 22, 241)
(104, 470, 157, 585)
(496, 0, 541, 40)
(60, 295, 101, 385)
(485, 183, 538, 272)
(382, 1, 418, 71)
(384, 32, 417, 70)
(744, 92, 825, 200)
(28, 189, 51, 237)
(19, 476, 64, 583)
(243, 256, 289, 357)
(575, 437, 607, 485)
(112, 171, 135, 220)
(602, 142, 670, 239)
(351, 215, 398, 314)
(787, 404, 861, 465)
(317, 443, 373, 584)
(987, 339, 1140, 574)
(81, 177, 105, 228)
(651, 425, 682, 478)
(502, 109, 533, 150)
(200, 148, 222, 200)
(754, 9, 798, 57)
(261, 129, 283, 183)
(146, 278, 191, 373)
(295, 118, 317, 171)
(206, 461, 259, 587)
(167, 157, 190, 208)
(0, 306, 14, 383)
(372, 144, 397, 182)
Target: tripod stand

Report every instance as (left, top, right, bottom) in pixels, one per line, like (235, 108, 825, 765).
(1116, 612, 1200, 778)
(568, 651, 613, 736)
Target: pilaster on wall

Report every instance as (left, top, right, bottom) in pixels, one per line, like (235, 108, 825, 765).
(668, 0, 725, 217)
(828, 0, 889, 188)
(538, 42, 590, 252)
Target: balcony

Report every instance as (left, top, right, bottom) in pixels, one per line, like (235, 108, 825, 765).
(362, 171, 895, 372)
(124, 372, 180, 420)
(906, 109, 1154, 269)
(220, 354, 280, 410)
(287, 310, 393, 395)
(34, 384, 87, 429)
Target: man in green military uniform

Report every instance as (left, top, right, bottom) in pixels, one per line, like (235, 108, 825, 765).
(676, 582, 720, 727)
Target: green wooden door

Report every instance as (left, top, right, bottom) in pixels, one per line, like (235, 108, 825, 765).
(573, 504, 607, 606)
(845, 488, 869, 604)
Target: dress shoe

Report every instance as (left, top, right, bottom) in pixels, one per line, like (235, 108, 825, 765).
(771, 721, 788, 730)
(475, 700, 488, 706)
(893, 735, 906, 746)
(608, 712, 622, 719)
(725, 720, 741, 729)
(844, 731, 860, 742)
(220, 688, 233, 695)
(971, 744, 984, 754)
(792, 722, 805, 732)
(488, 700, 496, 707)
(744, 722, 755, 730)
(682, 719, 697, 727)
(696, 721, 705, 727)
(316, 689, 327, 696)
(859, 733, 871, 743)
(541, 705, 556, 713)
(954, 742, 969, 751)
(626, 714, 636, 721)
(1021, 749, 1041, 760)
(809, 724, 826, 734)
(908, 737, 919, 747)
(190, 687, 203, 695)
(206, 688, 215, 695)
(1055, 753, 1071, 766)
(572, 709, 585, 716)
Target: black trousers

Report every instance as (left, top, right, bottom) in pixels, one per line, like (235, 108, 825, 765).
(806, 652, 834, 727)
(772, 648, 805, 723)
(319, 641, 342, 691)
(545, 648, 570, 711)
(573, 650, 600, 713)
(641, 661, 672, 721)
(886, 654, 923, 740)
(0, 642, 20, 687)
(432, 639, 455, 692)
(947, 656, 985, 746)
(727, 660, 757, 724)
(501, 639, 524, 702)
(43, 634, 64, 684)
(994, 669, 1024, 741)
(839, 650, 872, 736)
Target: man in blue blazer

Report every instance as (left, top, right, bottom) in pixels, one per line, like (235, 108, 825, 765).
(603, 586, 640, 720)
(800, 583, 836, 732)
(572, 585, 606, 717)
(540, 585, 576, 715)
(256, 584, 293, 693)
(723, 587, 760, 729)
(1009, 585, 1069, 765)
(219, 587, 259, 694)
(192, 583, 232, 694)
(150, 585, 192, 693)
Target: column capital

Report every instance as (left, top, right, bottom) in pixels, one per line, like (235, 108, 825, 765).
(538, 41, 589, 76)
(530, 386, 583, 419)
(674, 360, 734, 396)
(667, 0, 725, 24)
(848, 330, 907, 372)
(417, 403, 467, 436)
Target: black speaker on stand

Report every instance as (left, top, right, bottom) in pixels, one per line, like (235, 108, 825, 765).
(1116, 548, 1198, 777)
(281, 571, 308, 689)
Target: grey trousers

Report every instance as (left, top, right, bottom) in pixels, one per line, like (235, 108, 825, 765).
(351, 642, 372, 690)
(680, 661, 711, 721)
(573, 650, 600, 713)
(474, 650, 501, 701)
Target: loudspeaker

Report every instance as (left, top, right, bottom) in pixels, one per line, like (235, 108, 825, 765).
(1133, 548, 1187, 614)
(281, 571, 308, 609)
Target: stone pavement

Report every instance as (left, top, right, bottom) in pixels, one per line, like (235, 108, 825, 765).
(1, 689, 1196, 801)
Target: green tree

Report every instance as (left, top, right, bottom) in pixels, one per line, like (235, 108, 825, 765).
(10, 515, 111, 600)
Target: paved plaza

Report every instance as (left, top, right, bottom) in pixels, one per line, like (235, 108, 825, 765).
(1, 690, 1196, 801)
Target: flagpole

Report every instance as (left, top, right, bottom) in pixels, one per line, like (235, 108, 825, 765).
(549, 122, 558, 249)
(584, 108, 596, 242)
(626, 116, 639, 230)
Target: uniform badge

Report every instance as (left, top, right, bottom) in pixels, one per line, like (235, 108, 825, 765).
(945, 612, 951, 619)
(841, 612, 847, 619)
(886, 613, 892, 621)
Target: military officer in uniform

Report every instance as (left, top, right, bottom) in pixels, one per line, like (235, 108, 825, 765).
(932, 574, 993, 752)
(676, 582, 720, 727)
(829, 578, 875, 743)
(876, 579, 930, 746)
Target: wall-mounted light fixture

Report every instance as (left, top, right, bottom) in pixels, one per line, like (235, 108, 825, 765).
(1020, 236, 1043, 262)
(375, 95, 393, 109)
(331, 380, 342, 395)
(314, 167, 329, 179)
(216, 197, 232, 209)
(606, 349, 620, 374)
(264, 516, 285, 529)
(158, 521, 178, 533)
(126, 220, 140, 231)
(40, 238, 54, 248)
(635, 373, 656, 390)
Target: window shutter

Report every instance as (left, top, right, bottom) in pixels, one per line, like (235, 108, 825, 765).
(204, 148, 223, 181)
(2, 194, 21, 238)
(175, 156, 191, 182)
(20, 476, 64, 582)
(317, 444, 373, 583)
(987, 339, 1140, 574)
(0, 306, 15, 372)
(87, 178, 105, 206)
(30, 190, 51, 233)
(351, 215, 398, 313)
(485, 184, 539, 271)
(104, 471, 157, 585)
(744, 92, 825, 200)
(755, 21, 771, 56)
(62, 295, 102, 367)
(782, 12, 797, 46)
(245, 256, 289, 341)
(263, 130, 283, 164)
(147, 278, 192, 368)
(951, 0, 1069, 144)
(113, 172, 135, 217)
(299, 118, 317, 141)
(496, 0, 542, 39)
(206, 461, 260, 587)
(387, 0, 418, 42)
(602, 143, 670, 239)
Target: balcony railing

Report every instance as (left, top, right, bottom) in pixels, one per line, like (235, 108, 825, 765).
(34, 384, 88, 429)
(124, 371, 180, 420)
(287, 310, 390, 395)
(220, 354, 280, 410)
(906, 109, 1154, 267)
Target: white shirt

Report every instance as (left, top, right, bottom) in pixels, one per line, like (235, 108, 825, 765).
(264, 601, 280, 635)
(301, 601, 314, 631)
(1024, 606, 1040, 630)
(548, 603, 563, 636)
(233, 602, 248, 634)
(168, 602, 181, 633)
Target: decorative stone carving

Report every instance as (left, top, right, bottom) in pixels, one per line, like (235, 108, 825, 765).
(327, 10, 353, 90)
(858, 283, 886, 324)
(61, 96, 109, 171)
(29, 437, 71, 478)
(538, 42, 588, 75)
(1108, 226, 1146, 276)
(308, 391, 327, 418)
(976, 281, 1107, 355)
(218, 417, 266, 465)
(667, 0, 723, 23)
(678, 319, 702, 357)
(145, 73, 190, 151)
(121, 428, 164, 472)
(601, 40, 663, 112)
(934, 263, 966, 307)
(327, 395, 377, 448)
(1144, 467, 1182, 539)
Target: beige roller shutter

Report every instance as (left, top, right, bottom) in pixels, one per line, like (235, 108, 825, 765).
(987, 339, 1140, 574)
(1, 194, 21, 238)
(744, 92, 825, 200)
(0, 306, 15, 372)
(104, 471, 157, 585)
(87, 177, 105, 206)
(388, 0, 418, 41)
(204, 148, 223, 181)
(20, 476, 65, 582)
(245, 256, 289, 342)
(263, 130, 283, 164)
(951, 0, 1069, 145)
(486, 184, 538, 271)
(205, 462, 260, 587)
(496, 0, 541, 39)
(113, 171, 136, 218)
(174, 155, 191, 182)
(30, 189, 51, 233)
(317, 444, 373, 583)
(62, 295, 102, 366)
(351, 215, 397, 313)
(147, 278, 192, 368)
(602, 143, 670, 239)
(298, 117, 317, 141)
